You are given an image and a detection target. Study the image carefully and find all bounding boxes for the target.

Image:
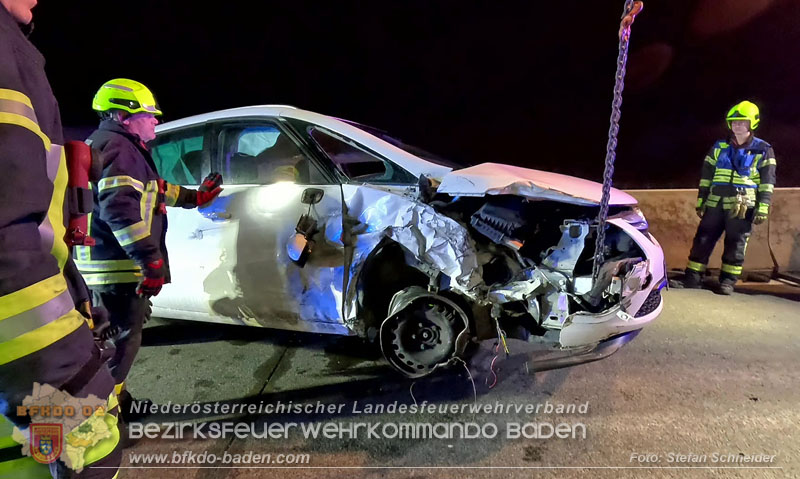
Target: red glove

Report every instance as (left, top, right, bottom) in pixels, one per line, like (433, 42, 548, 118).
(197, 172, 223, 206)
(197, 187, 222, 207)
(137, 258, 165, 297)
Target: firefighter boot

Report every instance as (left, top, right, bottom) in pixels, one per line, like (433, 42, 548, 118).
(717, 277, 736, 295)
(681, 269, 702, 289)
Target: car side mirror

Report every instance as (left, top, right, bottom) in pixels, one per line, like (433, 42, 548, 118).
(287, 233, 312, 266)
(301, 188, 324, 205)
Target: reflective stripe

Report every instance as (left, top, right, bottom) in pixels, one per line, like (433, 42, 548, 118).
(82, 272, 142, 286)
(721, 263, 743, 275)
(758, 183, 774, 193)
(705, 194, 721, 207)
(108, 391, 119, 412)
(0, 112, 51, 150)
(696, 197, 704, 208)
(97, 175, 144, 192)
(0, 88, 34, 108)
(687, 261, 706, 272)
(103, 179, 156, 248)
(75, 259, 140, 272)
(704, 155, 716, 166)
(106, 83, 133, 91)
(114, 382, 125, 395)
(0, 274, 68, 321)
(0, 290, 73, 342)
(698, 179, 711, 187)
(0, 89, 40, 130)
(141, 181, 158, 236)
(758, 203, 770, 215)
(164, 182, 180, 206)
(761, 158, 777, 167)
(718, 142, 729, 148)
(112, 220, 150, 246)
(75, 244, 91, 262)
(0, 311, 84, 365)
(39, 145, 69, 270)
(0, 98, 37, 124)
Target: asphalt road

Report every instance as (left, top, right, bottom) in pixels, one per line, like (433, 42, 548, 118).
(118, 282, 800, 479)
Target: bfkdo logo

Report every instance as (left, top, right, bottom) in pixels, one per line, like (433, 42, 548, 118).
(30, 423, 63, 464)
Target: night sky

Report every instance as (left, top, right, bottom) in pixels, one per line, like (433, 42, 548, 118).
(30, 0, 800, 188)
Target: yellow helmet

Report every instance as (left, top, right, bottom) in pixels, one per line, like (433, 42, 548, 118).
(92, 78, 162, 116)
(726, 100, 759, 130)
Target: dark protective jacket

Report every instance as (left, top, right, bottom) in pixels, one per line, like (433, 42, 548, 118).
(76, 120, 197, 287)
(696, 136, 777, 216)
(1, 6, 120, 475)
(0, 5, 89, 367)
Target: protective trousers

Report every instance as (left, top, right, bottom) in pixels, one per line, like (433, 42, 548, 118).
(687, 205, 753, 282)
(0, 325, 122, 479)
(91, 285, 150, 392)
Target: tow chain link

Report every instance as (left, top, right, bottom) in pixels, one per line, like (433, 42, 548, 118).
(592, 0, 644, 282)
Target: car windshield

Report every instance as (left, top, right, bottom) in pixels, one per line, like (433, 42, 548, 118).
(340, 120, 470, 170)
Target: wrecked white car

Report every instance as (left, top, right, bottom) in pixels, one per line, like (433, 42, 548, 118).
(149, 106, 666, 377)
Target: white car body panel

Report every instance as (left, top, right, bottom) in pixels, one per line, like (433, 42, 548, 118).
(437, 162, 638, 206)
(150, 105, 665, 369)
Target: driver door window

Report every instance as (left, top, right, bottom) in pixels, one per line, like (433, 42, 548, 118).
(308, 126, 417, 184)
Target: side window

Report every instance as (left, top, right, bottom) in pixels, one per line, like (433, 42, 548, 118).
(219, 123, 324, 185)
(150, 126, 209, 185)
(308, 126, 417, 184)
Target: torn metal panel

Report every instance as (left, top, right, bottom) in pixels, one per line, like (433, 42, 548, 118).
(341, 184, 482, 324)
(541, 221, 590, 273)
(437, 163, 638, 206)
(487, 267, 546, 303)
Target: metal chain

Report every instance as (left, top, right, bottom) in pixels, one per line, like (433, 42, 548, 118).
(592, 0, 642, 282)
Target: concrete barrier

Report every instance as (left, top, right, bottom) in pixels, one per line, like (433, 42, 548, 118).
(625, 188, 800, 272)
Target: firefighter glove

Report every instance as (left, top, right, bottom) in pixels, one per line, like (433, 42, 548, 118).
(197, 172, 223, 206)
(137, 258, 166, 297)
(753, 213, 768, 225)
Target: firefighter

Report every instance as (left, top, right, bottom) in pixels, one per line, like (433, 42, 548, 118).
(0, 1, 121, 477)
(683, 101, 776, 295)
(76, 79, 222, 420)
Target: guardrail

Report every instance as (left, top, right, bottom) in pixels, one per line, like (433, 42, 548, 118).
(625, 188, 800, 272)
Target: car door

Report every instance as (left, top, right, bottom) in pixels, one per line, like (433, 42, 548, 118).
(199, 119, 348, 333)
(149, 123, 218, 316)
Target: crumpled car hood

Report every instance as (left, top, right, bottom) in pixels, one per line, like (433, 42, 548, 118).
(436, 163, 638, 206)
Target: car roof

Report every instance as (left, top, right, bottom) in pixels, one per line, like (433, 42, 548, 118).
(155, 105, 452, 178)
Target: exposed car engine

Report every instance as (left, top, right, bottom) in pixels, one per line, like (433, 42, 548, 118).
(376, 194, 657, 378)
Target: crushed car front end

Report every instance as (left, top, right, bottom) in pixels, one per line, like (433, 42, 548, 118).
(345, 163, 666, 378)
